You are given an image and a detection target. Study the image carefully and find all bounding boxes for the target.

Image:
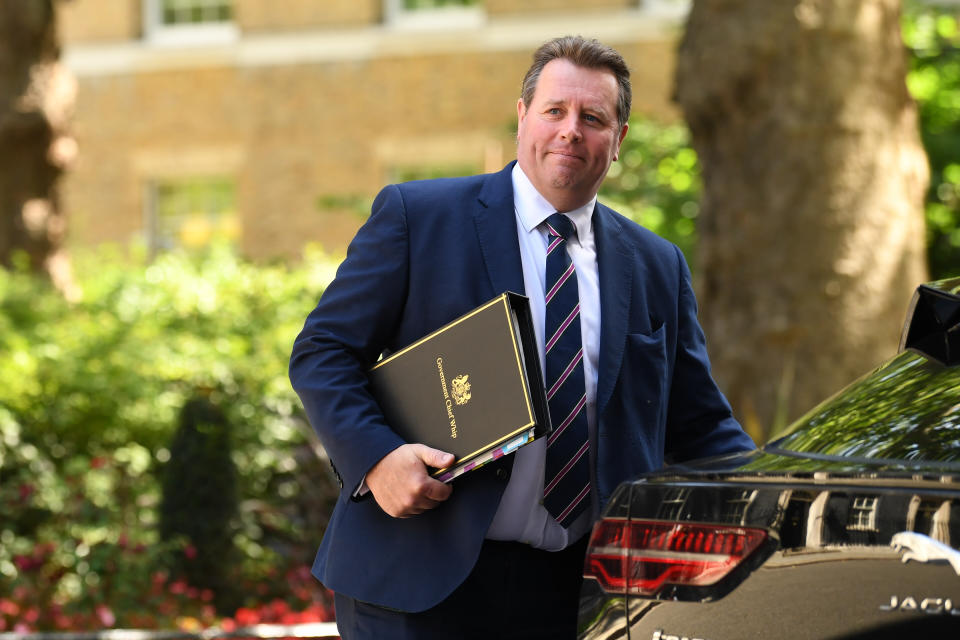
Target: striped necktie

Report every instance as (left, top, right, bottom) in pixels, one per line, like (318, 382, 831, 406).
(542, 212, 591, 528)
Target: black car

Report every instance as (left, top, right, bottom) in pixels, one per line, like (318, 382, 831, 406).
(578, 279, 960, 639)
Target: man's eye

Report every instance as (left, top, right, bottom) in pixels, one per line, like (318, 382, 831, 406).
(547, 108, 562, 115)
(584, 114, 599, 123)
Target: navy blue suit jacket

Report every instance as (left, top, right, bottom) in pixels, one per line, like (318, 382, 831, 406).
(289, 162, 754, 612)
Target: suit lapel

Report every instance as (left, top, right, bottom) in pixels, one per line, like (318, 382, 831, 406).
(473, 162, 526, 297)
(594, 204, 634, 419)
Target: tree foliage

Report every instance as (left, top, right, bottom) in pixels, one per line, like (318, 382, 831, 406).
(599, 119, 701, 267)
(904, 2, 960, 279)
(754, 349, 960, 464)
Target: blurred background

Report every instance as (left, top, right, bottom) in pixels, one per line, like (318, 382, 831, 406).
(1, 0, 958, 631)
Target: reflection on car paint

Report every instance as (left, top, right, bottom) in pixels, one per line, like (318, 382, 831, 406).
(770, 351, 960, 465)
(891, 531, 960, 575)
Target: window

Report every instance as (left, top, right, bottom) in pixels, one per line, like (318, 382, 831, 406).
(160, 0, 232, 25)
(657, 488, 690, 521)
(847, 496, 879, 532)
(384, 0, 483, 29)
(144, 0, 237, 45)
(720, 490, 756, 525)
(146, 177, 239, 254)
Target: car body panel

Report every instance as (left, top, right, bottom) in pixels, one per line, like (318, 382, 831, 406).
(578, 280, 960, 639)
(580, 459, 960, 639)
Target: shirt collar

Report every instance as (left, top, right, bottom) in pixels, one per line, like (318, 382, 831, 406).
(512, 163, 596, 245)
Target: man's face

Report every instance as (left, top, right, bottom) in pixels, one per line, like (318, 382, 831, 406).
(516, 58, 628, 213)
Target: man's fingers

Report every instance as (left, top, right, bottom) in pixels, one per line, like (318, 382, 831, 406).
(366, 443, 454, 518)
(390, 482, 450, 518)
(401, 491, 449, 518)
(409, 444, 454, 505)
(424, 477, 453, 502)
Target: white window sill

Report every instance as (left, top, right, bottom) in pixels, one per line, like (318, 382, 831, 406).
(145, 23, 239, 47)
(387, 6, 485, 31)
(640, 0, 691, 21)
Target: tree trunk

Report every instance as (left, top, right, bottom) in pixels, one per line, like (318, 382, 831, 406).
(675, 0, 928, 441)
(0, 0, 77, 298)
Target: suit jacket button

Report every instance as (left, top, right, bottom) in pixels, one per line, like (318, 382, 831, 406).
(495, 468, 509, 481)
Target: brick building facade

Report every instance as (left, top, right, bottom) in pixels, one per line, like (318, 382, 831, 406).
(61, 0, 687, 259)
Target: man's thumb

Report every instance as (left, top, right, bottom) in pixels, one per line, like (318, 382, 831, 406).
(415, 444, 455, 469)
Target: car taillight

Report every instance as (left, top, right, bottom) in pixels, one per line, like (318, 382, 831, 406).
(584, 519, 767, 596)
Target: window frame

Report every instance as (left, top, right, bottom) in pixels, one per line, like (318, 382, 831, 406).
(383, 0, 484, 30)
(847, 496, 879, 532)
(144, 176, 239, 256)
(142, 0, 238, 47)
(720, 489, 757, 525)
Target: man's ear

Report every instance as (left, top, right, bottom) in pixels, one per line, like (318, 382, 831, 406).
(516, 99, 529, 140)
(613, 122, 629, 161)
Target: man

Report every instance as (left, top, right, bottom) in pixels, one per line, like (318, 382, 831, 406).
(290, 36, 755, 639)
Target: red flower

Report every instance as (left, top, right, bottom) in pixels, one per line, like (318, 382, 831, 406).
(53, 612, 72, 630)
(18, 484, 34, 501)
(234, 607, 259, 626)
(266, 599, 290, 620)
(303, 603, 333, 621)
(95, 605, 116, 627)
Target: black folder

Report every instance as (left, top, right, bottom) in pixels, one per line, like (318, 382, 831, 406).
(368, 292, 551, 482)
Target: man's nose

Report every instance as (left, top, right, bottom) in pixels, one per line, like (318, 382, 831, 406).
(560, 114, 582, 142)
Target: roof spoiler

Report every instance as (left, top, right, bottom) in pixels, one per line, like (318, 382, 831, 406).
(900, 279, 960, 366)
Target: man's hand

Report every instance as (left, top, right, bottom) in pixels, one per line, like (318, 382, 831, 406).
(366, 444, 455, 518)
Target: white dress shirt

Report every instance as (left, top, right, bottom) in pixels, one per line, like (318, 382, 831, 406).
(484, 163, 601, 550)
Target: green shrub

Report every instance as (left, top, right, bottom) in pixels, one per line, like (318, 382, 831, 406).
(0, 244, 339, 628)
